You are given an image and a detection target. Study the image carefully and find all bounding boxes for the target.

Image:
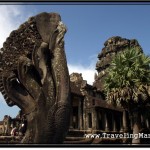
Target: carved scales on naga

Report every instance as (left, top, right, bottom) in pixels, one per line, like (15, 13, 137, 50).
(0, 12, 71, 143)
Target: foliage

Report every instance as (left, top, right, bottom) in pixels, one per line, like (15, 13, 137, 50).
(104, 47, 150, 111)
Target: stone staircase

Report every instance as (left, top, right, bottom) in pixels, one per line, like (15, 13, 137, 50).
(0, 130, 127, 144)
(0, 136, 21, 144)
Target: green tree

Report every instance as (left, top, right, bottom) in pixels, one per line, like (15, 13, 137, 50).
(104, 47, 150, 144)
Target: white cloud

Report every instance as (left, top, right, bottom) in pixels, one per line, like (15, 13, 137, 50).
(68, 54, 98, 85)
(0, 5, 34, 48)
(0, 6, 23, 117)
(68, 64, 95, 85)
(0, 93, 4, 103)
(68, 63, 96, 85)
(0, 5, 26, 103)
(0, 5, 22, 47)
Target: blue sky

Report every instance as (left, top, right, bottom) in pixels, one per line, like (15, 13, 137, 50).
(0, 3, 150, 120)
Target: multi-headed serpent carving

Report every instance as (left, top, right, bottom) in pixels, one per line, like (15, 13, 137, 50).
(0, 12, 71, 143)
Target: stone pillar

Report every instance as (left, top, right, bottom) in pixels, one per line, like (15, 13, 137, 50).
(78, 100, 82, 130)
(120, 113, 123, 132)
(101, 111, 105, 130)
(146, 119, 149, 129)
(97, 110, 101, 130)
(69, 95, 73, 129)
(130, 115, 133, 130)
(112, 113, 117, 132)
(83, 98, 86, 130)
(69, 106, 73, 129)
(92, 108, 97, 131)
(122, 110, 128, 132)
(104, 112, 109, 131)
(141, 114, 146, 128)
(83, 109, 85, 130)
(85, 111, 90, 130)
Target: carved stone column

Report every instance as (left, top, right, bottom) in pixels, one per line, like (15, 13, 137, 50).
(78, 99, 84, 130)
(83, 109, 86, 130)
(85, 111, 89, 130)
(97, 110, 101, 130)
(102, 111, 105, 130)
(112, 113, 117, 132)
(92, 108, 98, 131)
(69, 105, 73, 129)
(80, 100, 83, 130)
(146, 119, 149, 129)
(141, 114, 146, 128)
(120, 113, 123, 132)
(122, 110, 128, 132)
(69, 95, 73, 129)
(104, 112, 109, 131)
(83, 98, 86, 130)
(78, 100, 80, 130)
(129, 115, 133, 130)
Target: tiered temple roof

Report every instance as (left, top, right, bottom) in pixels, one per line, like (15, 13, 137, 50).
(93, 36, 143, 92)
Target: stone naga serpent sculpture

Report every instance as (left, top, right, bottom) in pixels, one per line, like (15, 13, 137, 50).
(0, 12, 71, 143)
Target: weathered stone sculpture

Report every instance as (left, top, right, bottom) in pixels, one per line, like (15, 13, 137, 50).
(0, 12, 71, 143)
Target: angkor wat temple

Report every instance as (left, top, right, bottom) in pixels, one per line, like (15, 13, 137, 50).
(69, 36, 147, 130)
(66, 36, 150, 144)
(1, 36, 150, 144)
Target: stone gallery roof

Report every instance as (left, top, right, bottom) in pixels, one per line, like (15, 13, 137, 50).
(70, 73, 123, 112)
(94, 97, 122, 111)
